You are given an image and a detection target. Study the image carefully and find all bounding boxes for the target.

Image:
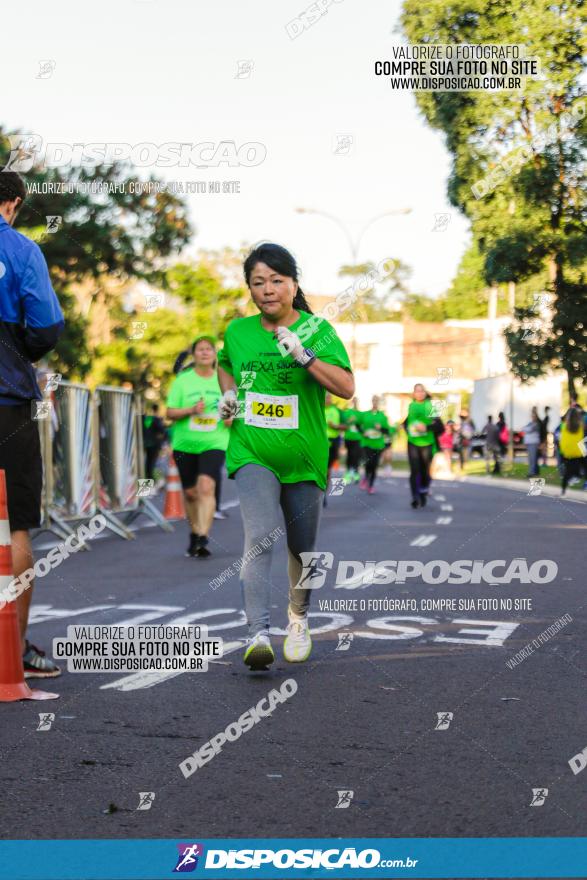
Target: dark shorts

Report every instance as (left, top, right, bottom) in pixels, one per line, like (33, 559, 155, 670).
(173, 449, 225, 489)
(328, 438, 341, 467)
(0, 403, 43, 531)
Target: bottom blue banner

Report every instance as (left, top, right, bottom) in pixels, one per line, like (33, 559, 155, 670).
(0, 838, 585, 879)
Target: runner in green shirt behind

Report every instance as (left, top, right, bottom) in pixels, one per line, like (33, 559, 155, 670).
(404, 383, 436, 508)
(324, 393, 342, 506)
(217, 242, 354, 671)
(359, 395, 390, 494)
(166, 336, 231, 558)
(341, 397, 363, 484)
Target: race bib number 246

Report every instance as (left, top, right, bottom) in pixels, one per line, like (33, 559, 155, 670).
(245, 392, 298, 430)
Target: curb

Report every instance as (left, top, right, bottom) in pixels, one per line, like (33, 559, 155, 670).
(457, 474, 587, 503)
(388, 469, 586, 504)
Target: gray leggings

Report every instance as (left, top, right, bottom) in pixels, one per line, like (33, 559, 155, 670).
(234, 464, 323, 637)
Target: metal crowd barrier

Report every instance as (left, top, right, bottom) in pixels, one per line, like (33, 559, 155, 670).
(37, 381, 172, 542)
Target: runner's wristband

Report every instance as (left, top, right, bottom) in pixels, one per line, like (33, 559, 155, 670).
(301, 347, 316, 368)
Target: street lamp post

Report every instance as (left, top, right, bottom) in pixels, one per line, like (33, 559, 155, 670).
(295, 207, 411, 365)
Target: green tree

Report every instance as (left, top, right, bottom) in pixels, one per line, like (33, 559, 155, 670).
(336, 259, 410, 321)
(93, 251, 250, 396)
(0, 128, 193, 378)
(401, 0, 587, 396)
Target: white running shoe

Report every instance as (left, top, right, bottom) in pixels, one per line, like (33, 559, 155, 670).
(243, 632, 275, 671)
(283, 608, 312, 663)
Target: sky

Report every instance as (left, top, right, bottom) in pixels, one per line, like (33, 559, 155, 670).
(3, 0, 471, 299)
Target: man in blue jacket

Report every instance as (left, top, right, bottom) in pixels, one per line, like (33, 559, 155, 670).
(0, 167, 64, 677)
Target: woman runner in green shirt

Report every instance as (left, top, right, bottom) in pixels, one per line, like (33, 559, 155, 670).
(166, 337, 232, 557)
(404, 383, 435, 508)
(217, 243, 354, 671)
(358, 395, 390, 494)
(342, 397, 363, 484)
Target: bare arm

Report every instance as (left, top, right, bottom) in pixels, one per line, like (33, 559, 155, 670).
(306, 361, 355, 399)
(166, 400, 203, 421)
(218, 365, 237, 394)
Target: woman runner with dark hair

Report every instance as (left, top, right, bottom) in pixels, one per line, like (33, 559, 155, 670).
(217, 243, 354, 670)
(166, 336, 231, 557)
(405, 383, 435, 508)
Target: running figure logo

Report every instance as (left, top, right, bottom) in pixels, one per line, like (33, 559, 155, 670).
(235, 59, 254, 79)
(45, 372, 62, 392)
(531, 293, 551, 313)
(144, 293, 165, 313)
(173, 844, 204, 873)
(239, 370, 256, 391)
(36, 713, 55, 731)
(432, 212, 451, 232)
(336, 632, 354, 652)
(136, 791, 156, 811)
(32, 401, 52, 420)
(333, 134, 354, 156)
(430, 399, 448, 417)
(329, 477, 345, 496)
(37, 60, 56, 79)
(529, 788, 548, 806)
(45, 215, 62, 233)
(129, 321, 148, 340)
(294, 552, 334, 590)
(435, 712, 453, 730)
(528, 477, 545, 496)
(434, 367, 452, 386)
(4, 134, 42, 173)
(335, 790, 354, 809)
(137, 479, 155, 498)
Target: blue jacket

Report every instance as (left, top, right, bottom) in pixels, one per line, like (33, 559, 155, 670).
(0, 215, 64, 404)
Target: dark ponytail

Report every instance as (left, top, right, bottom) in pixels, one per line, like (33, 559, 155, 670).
(292, 287, 313, 314)
(173, 349, 191, 374)
(243, 242, 313, 314)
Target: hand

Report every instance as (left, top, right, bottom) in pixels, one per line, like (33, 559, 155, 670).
(274, 326, 312, 366)
(192, 398, 205, 415)
(218, 389, 238, 419)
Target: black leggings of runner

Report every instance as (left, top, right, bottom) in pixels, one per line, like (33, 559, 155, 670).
(215, 470, 222, 510)
(408, 442, 433, 499)
(562, 457, 583, 493)
(364, 448, 382, 488)
(145, 446, 160, 481)
(346, 439, 362, 471)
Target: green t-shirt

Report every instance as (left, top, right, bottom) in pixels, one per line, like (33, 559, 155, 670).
(166, 369, 229, 454)
(406, 399, 435, 446)
(359, 410, 390, 450)
(342, 408, 362, 442)
(217, 312, 351, 490)
(325, 405, 341, 440)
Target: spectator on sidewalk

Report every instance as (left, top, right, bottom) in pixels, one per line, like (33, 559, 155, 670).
(497, 411, 509, 457)
(438, 420, 456, 472)
(0, 167, 64, 677)
(483, 415, 502, 475)
(456, 410, 475, 471)
(523, 409, 542, 477)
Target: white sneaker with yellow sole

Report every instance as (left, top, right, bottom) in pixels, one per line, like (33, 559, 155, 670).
(283, 608, 312, 663)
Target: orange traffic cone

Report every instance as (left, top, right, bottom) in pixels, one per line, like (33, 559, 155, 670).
(163, 454, 186, 520)
(0, 471, 59, 702)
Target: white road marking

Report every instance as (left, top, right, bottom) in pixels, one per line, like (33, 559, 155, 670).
(434, 494, 446, 501)
(441, 504, 453, 511)
(101, 641, 245, 691)
(410, 534, 437, 547)
(436, 517, 453, 525)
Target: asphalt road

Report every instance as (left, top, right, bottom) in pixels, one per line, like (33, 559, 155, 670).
(1, 472, 586, 842)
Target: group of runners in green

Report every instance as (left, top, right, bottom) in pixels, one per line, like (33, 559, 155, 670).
(165, 243, 436, 671)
